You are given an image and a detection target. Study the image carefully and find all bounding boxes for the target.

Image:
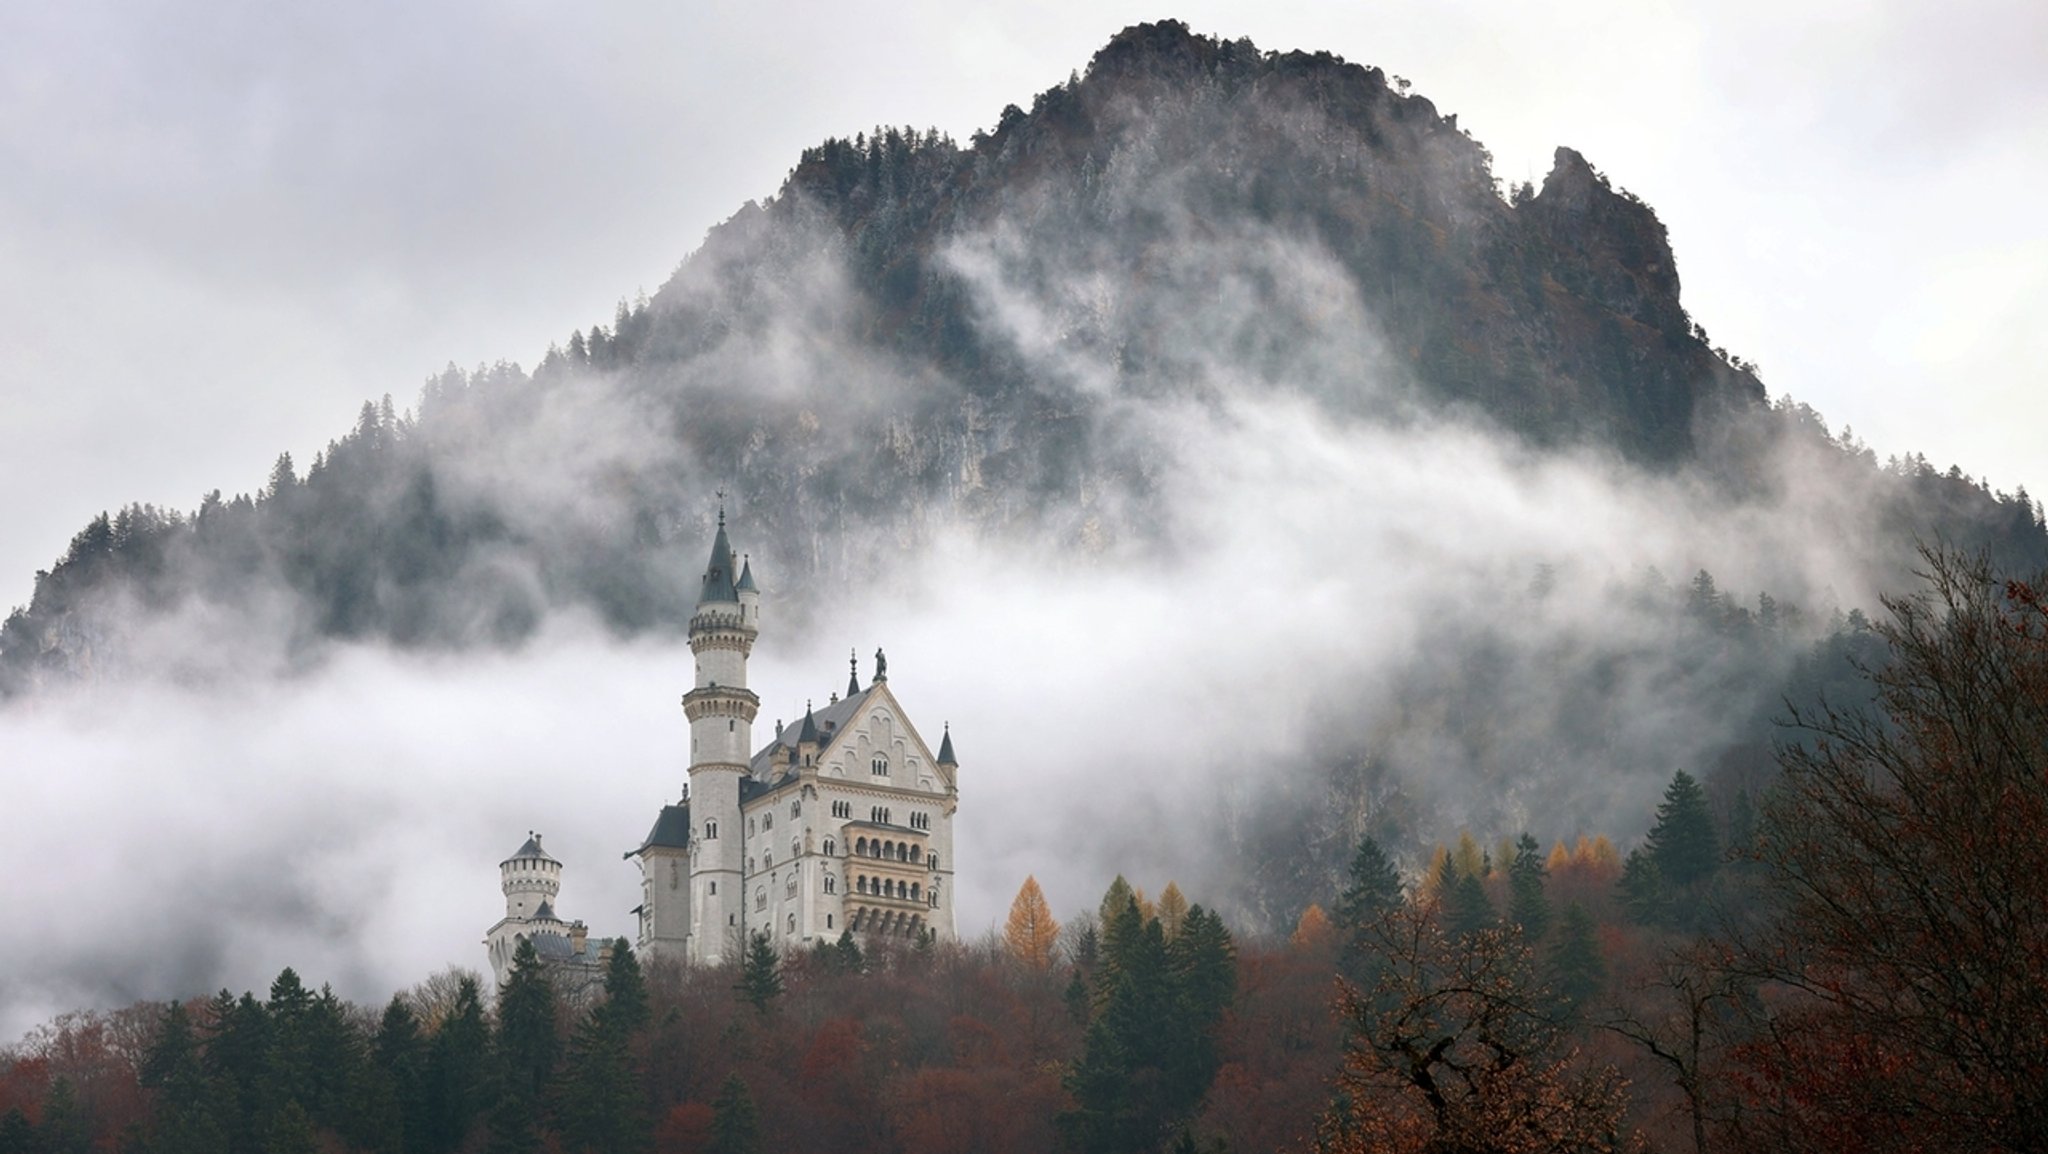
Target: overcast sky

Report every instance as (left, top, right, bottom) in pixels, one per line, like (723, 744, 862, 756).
(3, 1, 2044, 609)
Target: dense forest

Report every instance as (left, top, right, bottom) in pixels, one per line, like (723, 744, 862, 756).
(4, 546, 2042, 1153)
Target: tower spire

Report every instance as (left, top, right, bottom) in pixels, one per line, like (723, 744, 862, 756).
(849, 647, 861, 697)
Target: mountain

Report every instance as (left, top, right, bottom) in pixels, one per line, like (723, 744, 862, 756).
(3, 22, 2043, 922)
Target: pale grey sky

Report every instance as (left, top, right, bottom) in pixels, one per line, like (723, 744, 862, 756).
(3, 0, 2043, 610)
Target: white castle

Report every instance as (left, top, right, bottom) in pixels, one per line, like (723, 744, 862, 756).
(486, 510, 960, 982)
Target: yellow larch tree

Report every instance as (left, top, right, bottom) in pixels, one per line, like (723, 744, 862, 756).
(1157, 882, 1190, 940)
(1418, 843, 1452, 901)
(1004, 875, 1061, 971)
(1454, 831, 1487, 882)
(1292, 903, 1334, 949)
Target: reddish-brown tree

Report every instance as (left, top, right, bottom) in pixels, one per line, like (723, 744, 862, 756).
(1736, 551, 2048, 1153)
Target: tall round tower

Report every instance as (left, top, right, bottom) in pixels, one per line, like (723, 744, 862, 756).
(684, 509, 759, 963)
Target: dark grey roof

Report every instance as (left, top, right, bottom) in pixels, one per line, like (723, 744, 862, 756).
(740, 771, 798, 805)
(750, 686, 874, 775)
(507, 835, 557, 863)
(798, 704, 820, 744)
(736, 557, 758, 593)
(630, 804, 691, 857)
(938, 724, 957, 766)
(698, 519, 739, 604)
(529, 931, 579, 960)
(533, 899, 556, 920)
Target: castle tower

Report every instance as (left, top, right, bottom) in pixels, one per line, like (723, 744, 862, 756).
(683, 510, 759, 963)
(485, 834, 562, 984)
(500, 833, 561, 920)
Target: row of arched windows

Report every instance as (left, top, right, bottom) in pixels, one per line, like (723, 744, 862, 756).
(854, 875, 922, 902)
(852, 836, 923, 863)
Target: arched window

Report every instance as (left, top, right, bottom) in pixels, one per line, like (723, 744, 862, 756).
(928, 854, 939, 871)
(763, 812, 773, 831)
(897, 844, 909, 862)
(857, 876, 868, 894)
(755, 888, 766, 911)
(910, 846, 922, 863)
(791, 837, 801, 858)
(823, 838, 836, 857)
(855, 837, 867, 856)
(787, 913, 796, 934)
(764, 852, 773, 869)
(912, 882, 921, 901)
(786, 876, 797, 898)
(791, 801, 801, 819)
(872, 755, 889, 777)
(824, 873, 836, 894)
(705, 820, 718, 840)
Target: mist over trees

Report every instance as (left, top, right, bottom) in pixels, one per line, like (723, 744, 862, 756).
(3, 18, 2046, 1043)
(4, 547, 2040, 1151)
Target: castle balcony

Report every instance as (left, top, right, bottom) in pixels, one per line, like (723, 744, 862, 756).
(687, 608, 757, 635)
(848, 902, 929, 939)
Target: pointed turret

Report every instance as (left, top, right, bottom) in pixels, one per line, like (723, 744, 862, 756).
(736, 556, 758, 594)
(848, 648, 861, 698)
(698, 512, 739, 604)
(937, 722, 957, 767)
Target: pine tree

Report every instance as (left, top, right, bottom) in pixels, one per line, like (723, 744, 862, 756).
(496, 940, 559, 1097)
(1548, 903, 1606, 1013)
(37, 1078, 89, 1154)
(266, 967, 319, 1124)
(830, 929, 864, 975)
(560, 1008, 649, 1154)
(425, 976, 490, 1153)
(1336, 835, 1404, 986)
(708, 1074, 760, 1154)
(601, 940, 649, 1034)
(141, 1001, 228, 1154)
(1619, 846, 1672, 926)
(735, 930, 782, 1014)
(1507, 833, 1552, 941)
(1442, 857, 1495, 936)
(267, 1101, 317, 1154)
(0, 1109, 32, 1154)
(203, 989, 271, 1154)
(1004, 875, 1062, 971)
(1647, 770, 1721, 888)
(559, 940, 655, 1154)
(371, 996, 428, 1154)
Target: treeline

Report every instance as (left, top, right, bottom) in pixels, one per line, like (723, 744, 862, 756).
(8, 549, 2040, 1152)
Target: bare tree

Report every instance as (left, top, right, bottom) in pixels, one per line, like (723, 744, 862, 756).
(1736, 549, 2048, 1153)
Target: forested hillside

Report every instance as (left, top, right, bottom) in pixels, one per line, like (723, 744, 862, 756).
(5, 549, 2043, 1151)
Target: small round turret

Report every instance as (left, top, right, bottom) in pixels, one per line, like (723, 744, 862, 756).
(500, 832, 562, 920)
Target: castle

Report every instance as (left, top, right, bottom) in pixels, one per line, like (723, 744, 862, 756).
(486, 511, 959, 982)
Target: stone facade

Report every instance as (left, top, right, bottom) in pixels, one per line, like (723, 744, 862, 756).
(628, 513, 960, 965)
(486, 510, 960, 979)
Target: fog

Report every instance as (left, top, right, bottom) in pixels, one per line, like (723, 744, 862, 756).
(0, 41, 1978, 1043)
(0, 376, 1883, 1045)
